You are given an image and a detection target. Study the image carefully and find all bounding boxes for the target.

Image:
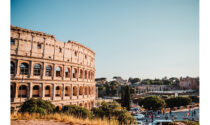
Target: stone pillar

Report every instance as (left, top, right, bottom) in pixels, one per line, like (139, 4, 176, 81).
(53, 64, 56, 80)
(62, 64, 65, 80)
(62, 84, 65, 100)
(41, 62, 45, 79)
(16, 60, 20, 76)
(41, 83, 45, 98)
(30, 61, 34, 78)
(15, 83, 19, 98)
(70, 84, 73, 99)
(83, 84, 85, 98)
(29, 83, 33, 98)
(77, 84, 79, 99)
(52, 83, 56, 100)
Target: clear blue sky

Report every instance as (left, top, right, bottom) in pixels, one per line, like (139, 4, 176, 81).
(11, 0, 199, 80)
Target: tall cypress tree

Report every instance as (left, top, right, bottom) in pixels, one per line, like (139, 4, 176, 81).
(121, 85, 131, 110)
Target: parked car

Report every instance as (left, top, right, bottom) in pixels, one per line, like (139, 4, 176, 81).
(149, 120, 172, 125)
(134, 114, 145, 120)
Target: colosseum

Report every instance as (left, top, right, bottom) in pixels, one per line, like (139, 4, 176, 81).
(10, 25, 96, 111)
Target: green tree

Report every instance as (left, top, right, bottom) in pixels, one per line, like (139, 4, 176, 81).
(128, 77, 141, 84)
(140, 96, 166, 111)
(19, 98, 55, 114)
(165, 97, 192, 108)
(121, 85, 131, 110)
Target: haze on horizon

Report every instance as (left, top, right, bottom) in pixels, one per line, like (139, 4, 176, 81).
(11, 0, 199, 81)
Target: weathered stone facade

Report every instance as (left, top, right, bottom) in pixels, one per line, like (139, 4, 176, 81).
(10, 25, 96, 110)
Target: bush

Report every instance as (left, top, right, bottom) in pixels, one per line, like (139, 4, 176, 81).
(19, 98, 55, 115)
(165, 97, 192, 108)
(62, 105, 93, 119)
(92, 101, 135, 124)
(140, 96, 166, 111)
(189, 96, 199, 103)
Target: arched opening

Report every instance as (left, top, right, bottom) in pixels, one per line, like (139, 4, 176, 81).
(73, 86, 78, 96)
(34, 64, 41, 76)
(85, 103, 87, 109)
(79, 103, 83, 107)
(45, 85, 51, 97)
(11, 85, 15, 98)
(18, 85, 27, 98)
(88, 71, 91, 80)
(92, 72, 95, 80)
(11, 62, 15, 75)
(88, 86, 91, 95)
(84, 70, 87, 79)
(79, 69, 83, 78)
(20, 63, 29, 75)
(72, 68, 77, 78)
(79, 86, 83, 95)
(46, 65, 52, 76)
(65, 86, 70, 96)
(65, 68, 70, 78)
(56, 67, 62, 77)
(56, 86, 62, 97)
(33, 85, 40, 97)
(85, 87, 88, 95)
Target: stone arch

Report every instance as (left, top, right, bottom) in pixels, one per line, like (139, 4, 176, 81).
(72, 68, 78, 78)
(88, 86, 91, 95)
(33, 64, 41, 76)
(18, 85, 27, 98)
(65, 67, 71, 78)
(10, 84, 15, 98)
(46, 65, 52, 76)
(45, 85, 52, 97)
(56, 66, 62, 77)
(85, 86, 88, 95)
(20, 62, 29, 75)
(73, 86, 78, 96)
(84, 103, 87, 109)
(56, 86, 62, 97)
(65, 86, 71, 96)
(33, 85, 41, 97)
(79, 86, 83, 95)
(79, 69, 83, 78)
(11, 61, 15, 75)
(84, 70, 87, 79)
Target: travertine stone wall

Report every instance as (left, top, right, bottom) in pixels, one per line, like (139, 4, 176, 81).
(10, 25, 96, 110)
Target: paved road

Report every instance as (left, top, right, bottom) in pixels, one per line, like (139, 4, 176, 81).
(135, 108, 199, 125)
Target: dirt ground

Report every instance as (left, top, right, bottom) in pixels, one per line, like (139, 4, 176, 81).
(11, 120, 79, 125)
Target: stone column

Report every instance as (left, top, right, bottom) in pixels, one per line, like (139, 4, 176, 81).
(62, 84, 65, 100)
(41, 62, 45, 79)
(16, 60, 20, 76)
(30, 61, 34, 78)
(15, 83, 19, 98)
(62, 64, 65, 80)
(83, 84, 85, 98)
(77, 84, 79, 99)
(52, 64, 56, 80)
(29, 83, 33, 98)
(52, 83, 56, 100)
(70, 84, 73, 99)
(41, 83, 45, 98)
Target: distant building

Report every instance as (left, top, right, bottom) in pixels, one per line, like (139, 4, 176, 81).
(136, 85, 170, 93)
(179, 77, 199, 90)
(95, 77, 107, 84)
(113, 76, 128, 85)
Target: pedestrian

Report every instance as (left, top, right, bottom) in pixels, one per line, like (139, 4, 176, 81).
(165, 115, 168, 120)
(170, 110, 172, 115)
(194, 110, 196, 115)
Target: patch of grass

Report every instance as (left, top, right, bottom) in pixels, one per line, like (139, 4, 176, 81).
(11, 112, 119, 125)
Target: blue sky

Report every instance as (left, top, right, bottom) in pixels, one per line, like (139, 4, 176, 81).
(11, 0, 199, 80)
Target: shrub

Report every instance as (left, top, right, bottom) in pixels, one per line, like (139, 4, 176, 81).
(165, 97, 192, 108)
(92, 101, 135, 124)
(19, 98, 55, 115)
(62, 105, 93, 119)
